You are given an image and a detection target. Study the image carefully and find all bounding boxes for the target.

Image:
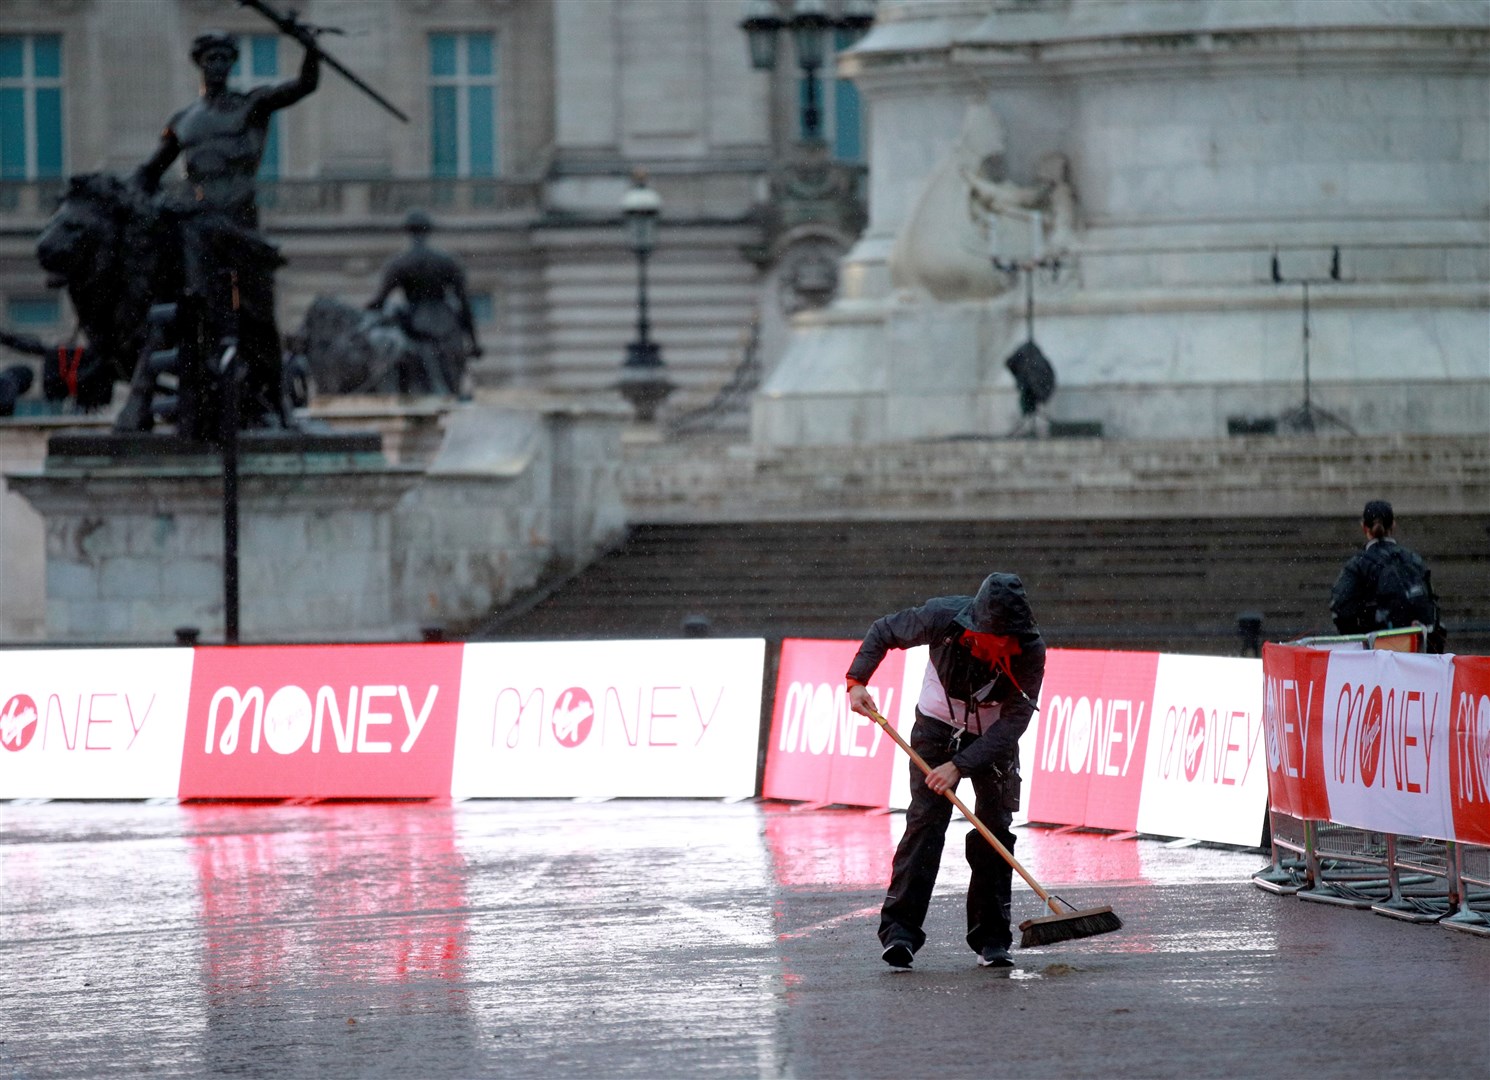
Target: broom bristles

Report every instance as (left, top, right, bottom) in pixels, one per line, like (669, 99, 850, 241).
(1018, 905, 1123, 949)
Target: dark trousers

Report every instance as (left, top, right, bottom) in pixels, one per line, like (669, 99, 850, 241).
(879, 712, 1016, 954)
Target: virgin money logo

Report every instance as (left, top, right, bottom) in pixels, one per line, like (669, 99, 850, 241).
(551, 689, 594, 748)
(204, 683, 439, 756)
(1183, 708, 1206, 782)
(1358, 687, 1384, 788)
(0, 694, 38, 752)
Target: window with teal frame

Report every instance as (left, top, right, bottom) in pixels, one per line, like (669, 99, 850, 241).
(429, 32, 497, 178)
(0, 34, 63, 180)
(230, 34, 281, 180)
(7, 295, 59, 326)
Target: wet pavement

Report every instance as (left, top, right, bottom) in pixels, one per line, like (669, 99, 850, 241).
(2, 798, 1487, 1079)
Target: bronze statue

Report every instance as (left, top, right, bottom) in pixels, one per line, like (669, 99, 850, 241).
(124, 27, 320, 434)
(31, 9, 406, 433)
(365, 210, 482, 396)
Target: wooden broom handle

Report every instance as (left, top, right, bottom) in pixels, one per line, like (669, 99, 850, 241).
(867, 707, 1061, 913)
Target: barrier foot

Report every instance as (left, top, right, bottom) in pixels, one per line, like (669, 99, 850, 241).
(1370, 899, 1447, 924)
(1298, 882, 1385, 909)
(1252, 862, 1305, 895)
(1441, 909, 1490, 937)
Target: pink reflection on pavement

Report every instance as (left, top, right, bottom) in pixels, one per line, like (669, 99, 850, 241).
(763, 803, 896, 888)
(1013, 826, 1142, 886)
(186, 802, 468, 993)
(762, 803, 1178, 891)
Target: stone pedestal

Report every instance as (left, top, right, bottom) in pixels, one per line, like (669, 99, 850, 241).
(8, 431, 420, 644)
(3, 402, 631, 645)
(754, 0, 1490, 447)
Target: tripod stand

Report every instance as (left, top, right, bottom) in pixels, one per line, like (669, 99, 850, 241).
(1273, 248, 1356, 435)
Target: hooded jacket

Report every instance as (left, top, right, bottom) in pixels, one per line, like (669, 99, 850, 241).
(846, 572, 1046, 776)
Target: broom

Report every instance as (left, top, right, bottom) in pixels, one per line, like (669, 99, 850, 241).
(866, 707, 1123, 948)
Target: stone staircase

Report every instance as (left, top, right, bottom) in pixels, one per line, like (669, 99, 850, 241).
(470, 432, 1490, 654)
(620, 432, 1490, 523)
(477, 514, 1490, 655)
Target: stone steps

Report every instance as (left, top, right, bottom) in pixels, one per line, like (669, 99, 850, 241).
(479, 514, 1490, 655)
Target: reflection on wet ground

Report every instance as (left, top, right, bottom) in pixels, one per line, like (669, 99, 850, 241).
(2, 800, 1486, 1078)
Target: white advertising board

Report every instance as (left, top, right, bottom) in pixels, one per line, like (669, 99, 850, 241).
(451, 639, 766, 798)
(0, 648, 194, 798)
(1320, 650, 1454, 841)
(1135, 654, 1268, 847)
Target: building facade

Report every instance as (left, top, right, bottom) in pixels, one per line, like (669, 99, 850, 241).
(0, 0, 868, 417)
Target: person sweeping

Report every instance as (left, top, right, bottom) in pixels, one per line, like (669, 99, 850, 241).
(847, 572, 1047, 970)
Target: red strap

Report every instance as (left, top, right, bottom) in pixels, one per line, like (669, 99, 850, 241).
(57, 345, 83, 398)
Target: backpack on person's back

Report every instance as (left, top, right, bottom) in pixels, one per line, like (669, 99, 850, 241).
(1363, 542, 1439, 631)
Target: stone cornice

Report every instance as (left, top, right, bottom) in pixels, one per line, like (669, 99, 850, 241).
(844, 21, 1490, 89)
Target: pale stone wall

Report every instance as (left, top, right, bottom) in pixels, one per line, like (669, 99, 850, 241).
(756, 0, 1490, 445)
(3, 403, 628, 644)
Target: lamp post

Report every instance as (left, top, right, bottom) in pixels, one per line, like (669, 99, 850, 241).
(739, 0, 874, 143)
(617, 173, 674, 423)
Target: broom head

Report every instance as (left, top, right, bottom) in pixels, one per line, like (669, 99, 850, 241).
(1019, 905, 1122, 949)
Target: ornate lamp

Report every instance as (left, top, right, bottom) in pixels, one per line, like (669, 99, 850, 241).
(617, 173, 674, 422)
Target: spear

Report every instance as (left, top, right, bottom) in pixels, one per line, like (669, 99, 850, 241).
(236, 0, 410, 123)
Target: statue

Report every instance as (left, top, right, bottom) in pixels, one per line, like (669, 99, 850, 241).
(887, 103, 1078, 301)
(967, 150, 1077, 264)
(293, 294, 430, 396)
(364, 209, 482, 396)
(32, 8, 407, 432)
(121, 26, 320, 436)
(34, 173, 177, 415)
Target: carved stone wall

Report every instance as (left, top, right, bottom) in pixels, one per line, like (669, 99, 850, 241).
(754, 0, 1490, 446)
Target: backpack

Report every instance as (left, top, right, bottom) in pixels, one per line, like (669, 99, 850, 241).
(1366, 543, 1438, 630)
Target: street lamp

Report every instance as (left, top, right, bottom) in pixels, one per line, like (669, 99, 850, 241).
(740, 0, 875, 143)
(617, 173, 674, 423)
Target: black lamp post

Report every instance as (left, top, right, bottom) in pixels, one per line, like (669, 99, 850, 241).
(617, 173, 674, 422)
(740, 0, 874, 143)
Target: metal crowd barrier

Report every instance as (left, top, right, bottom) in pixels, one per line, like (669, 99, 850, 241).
(1251, 626, 1490, 933)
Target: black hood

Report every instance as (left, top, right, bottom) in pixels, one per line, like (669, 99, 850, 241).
(954, 573, 1037, 637)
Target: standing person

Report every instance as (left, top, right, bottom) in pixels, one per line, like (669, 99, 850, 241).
(846, 572, 1046, 970)
(134, 27, 320, 429)
(1330, 499, 1445, 652)
(366, 209, 483, 397)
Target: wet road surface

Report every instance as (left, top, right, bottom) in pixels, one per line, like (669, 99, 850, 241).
(2, 799, 1486, 1079)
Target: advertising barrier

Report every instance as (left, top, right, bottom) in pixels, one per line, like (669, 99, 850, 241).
(762, 638, 907, 807)
(1026, 649, 1158, 833)
(761, 641, 1269, 847)
(181, 644, 466, 800)
(1449, 656, 1490, 847)
(0, 648, 195, 799)
(1257, 642, 1490, 934)
(451, 639, 766, 799)
(1262, 643, 1488, 845)
(1136, 654, 1267, 847)
(0, 639, 767, 801)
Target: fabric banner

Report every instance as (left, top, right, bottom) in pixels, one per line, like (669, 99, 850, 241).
(1449, 656, 1490, 846)
(1317, 649, 1454, 841)
(1261, 643, 1333, 822)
